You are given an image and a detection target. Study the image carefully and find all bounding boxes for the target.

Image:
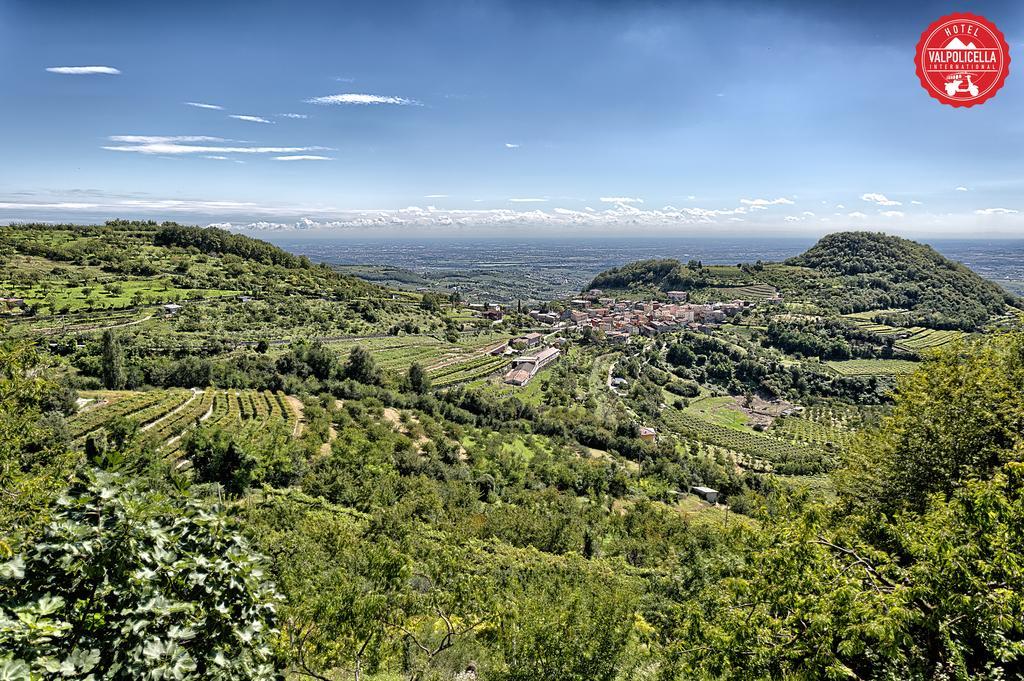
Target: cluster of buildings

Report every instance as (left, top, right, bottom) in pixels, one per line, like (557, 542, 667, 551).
(503, 346, 561, 386)
(550, 289, 750, 343)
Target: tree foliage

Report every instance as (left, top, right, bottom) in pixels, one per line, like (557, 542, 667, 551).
(0, 470, 280, 680)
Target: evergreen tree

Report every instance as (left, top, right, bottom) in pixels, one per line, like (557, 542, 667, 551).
(100, 329, 125, 390)
(407, 362, 431, 394)
(343, 346, 381, 385)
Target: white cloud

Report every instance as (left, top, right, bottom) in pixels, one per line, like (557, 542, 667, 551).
(103, 135, 327, 156)
(186, 102, 223, 110)
(203, 156, 230, 160)
(740, 197, 794, 207)
(0, 201, 101, 209)
(974, 207, 1018, 215)
(784, 216, 801, 222)
(274, 155, 333, 161)
(277, 113, 308, 119)
(229, 114, 274, 124)
(955, 186, 969, 192)
(424, 194, 449, 198)
(599, 197, 643, 204)
(508, 198, 547, 203)
(880, 210, 905, 217)
(836, 204, 845, 209)
(802, 211, 815, 217)
(109, 135, 230, 144)
(861, 192, 902, 206)
(910, 200, 923, 205)
(46, 66, 120, 75)
(4, 194, 1019, 236)
(306, 94, 420, 106)
(505, 143, 520, 149)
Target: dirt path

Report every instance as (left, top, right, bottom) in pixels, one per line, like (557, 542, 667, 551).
(142, 388, 201, 431)
(285, 395, 305, 436)
(31, 314, 154, 336)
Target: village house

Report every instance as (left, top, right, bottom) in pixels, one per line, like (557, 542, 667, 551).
(0, 297, 28, 314)
(639, 426, 657, 442)
(162, 303, 183, 316)
(517, 331, 543, 347)
(666, 290, 688, 302)
(481, 308, 504, 321)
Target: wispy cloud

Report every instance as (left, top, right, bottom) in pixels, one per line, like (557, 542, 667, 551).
(955, 186, 969, 192)
(203, 155, 230, 160)
(861, 192, 901, 206)
(103, 135, 327, 156)
(508, 198, 547, 203)
(306, 94, 420, 106)
(274, 155, 333, 161)
(879, 210, 905, 217)
(277, 113, 308, 119)
(229, 114, 274, 124)
(185, 102, 223, 110)
(910, 200, 924, 205)
(505, 143, 520, 149)
(740, 197, 794, 206)
(847, 211, 868, 219)
(46, 66, 120, 75)
(424, 194, 449, 198)
(109, 135, 231, 144)
(599, 197, 643, 204)
(975, 207, 1018, 215)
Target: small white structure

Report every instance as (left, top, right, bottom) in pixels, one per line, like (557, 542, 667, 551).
(163, 303, 183, 316)
(691, 486, 720, 504)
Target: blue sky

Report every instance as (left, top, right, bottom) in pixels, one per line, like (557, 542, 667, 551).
(1, 0, 1023, 237)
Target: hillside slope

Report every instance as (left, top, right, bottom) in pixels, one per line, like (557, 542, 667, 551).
(0, 221, 374, 301)
(787, 232, 1015, 329)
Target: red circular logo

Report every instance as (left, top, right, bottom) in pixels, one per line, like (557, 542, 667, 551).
(914, 13, 1010, 107)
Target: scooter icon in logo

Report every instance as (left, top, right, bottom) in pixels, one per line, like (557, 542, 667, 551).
(944, 75, 980, 98)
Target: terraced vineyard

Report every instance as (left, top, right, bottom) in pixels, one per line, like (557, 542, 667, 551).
(714, 283, 779, 301)
(430, 354, 511, 387)
(825, 359, 920, 376)
(71, 390, 191, 440)
(322, 333, 511, 376)
(894, 328, 962, 352)
(70, 388, 299, 455)
(662, 408, 831, 475)
(842, 312, 964, 352)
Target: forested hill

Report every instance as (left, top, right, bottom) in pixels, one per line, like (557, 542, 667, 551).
(0, 221, 375, 300)
(787, 231, 1016, 330)
(586, 232, 1017, 331)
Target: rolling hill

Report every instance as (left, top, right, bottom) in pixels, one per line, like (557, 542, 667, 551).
(587, 231, 1017, 331)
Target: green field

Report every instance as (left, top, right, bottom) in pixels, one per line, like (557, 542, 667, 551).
(825, 358, 920, 376)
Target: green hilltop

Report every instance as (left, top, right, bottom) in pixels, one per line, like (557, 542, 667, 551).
(587, 231, 1017, 330)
